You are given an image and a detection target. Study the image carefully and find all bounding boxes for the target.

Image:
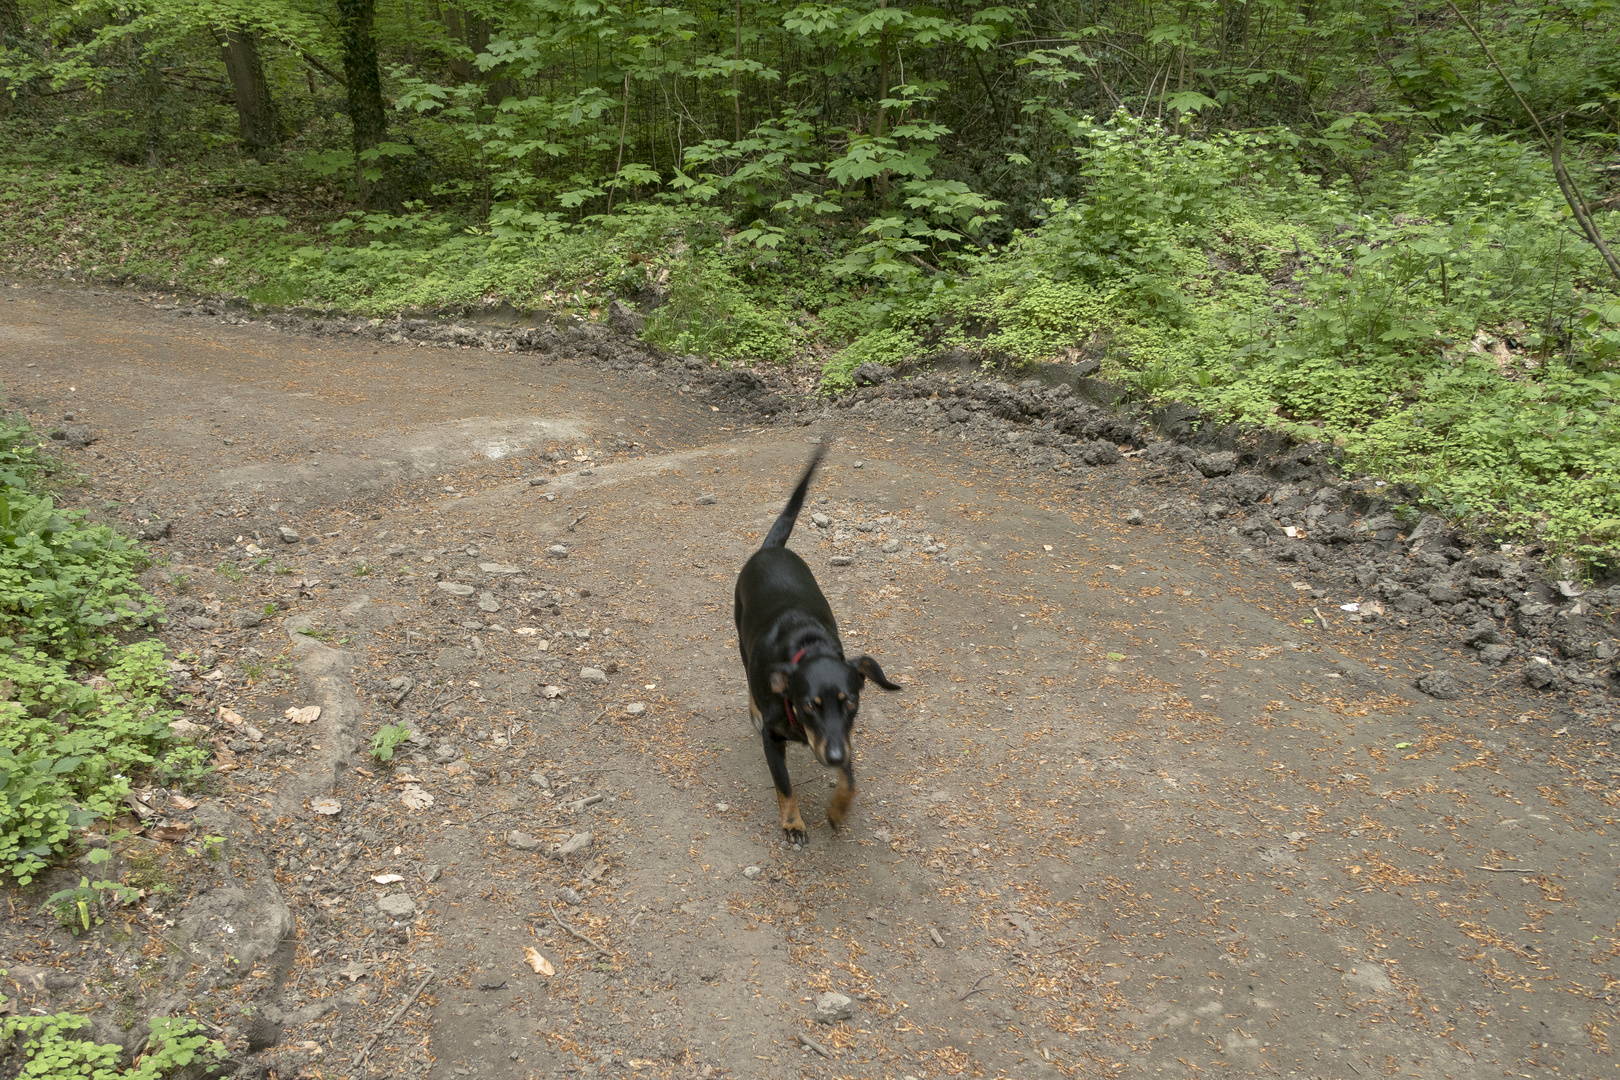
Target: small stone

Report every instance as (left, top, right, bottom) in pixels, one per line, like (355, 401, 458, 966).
(548, 544, 569, 558)
(507, 830, 543, 851)
(1415, 671, 1462, 700)
(432, 742, 459, 763)
(830, 555, 853, 567)
(813, 992, 855, 1024)
(608, 299, 645, 336)
(852, 461, 864, 469)
(557, 832, 593, 856)
(579, 667, 608, 683)
(602, 660, 619, 674)
(479, 563, 520, 574)
(540, 685, 565, 699)
(623, 702, 646, 716)
(1195, 452, 1237, 478)
(528, 477, 548, 486)
(277, 526, 301, 544)
(811, 513, 831, 527)
(1124, 509, 1144, 525)
(231, 611, 264, 629)
(529, 772, 552, 790)
(185, 616, 217, 630)
(377, 893, 416, 919)
(556, 887, 583, 905)
(1523, 663, 1559, 690)
(1477, 644, 1512, 665)
(881, 539, 901, 553)
(695, 495, 717, 506)
(477, 591, 500, 612)
(437, 581, 474, 597)
(743, 865, 762, 879)
(421, 864, 443, 883)
(385, 544, 406, 557)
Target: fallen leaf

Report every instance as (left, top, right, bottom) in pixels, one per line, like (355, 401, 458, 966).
(168, 794, 199, 811)
(514, 627, 539, 635)
(400, 785, 434, 810)
(147, 824, 190, 842)
(219, 707, 247, 726)
(1106, 652, 1126, 661)
(311, 797, 342, 816)
(338, 960, 369, 983)
(523, 947, 554, 976)
(285, 705, 321, 725)
(541, 685, 565, 699)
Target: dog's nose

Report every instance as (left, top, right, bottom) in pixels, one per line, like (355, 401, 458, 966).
(824, 743, 845, 766)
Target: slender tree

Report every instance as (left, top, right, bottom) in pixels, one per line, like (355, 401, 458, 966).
(337, 0, 392, 207)
(213, 28, 280, 155)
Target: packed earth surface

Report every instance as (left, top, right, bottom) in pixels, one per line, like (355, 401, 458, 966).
(4, 279, 1620, 1080)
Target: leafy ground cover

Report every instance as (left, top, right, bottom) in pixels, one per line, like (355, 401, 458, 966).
(4, 117, 1617, 564)
(0, 412, 204, 887)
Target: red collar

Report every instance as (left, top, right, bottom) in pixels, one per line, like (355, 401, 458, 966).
(781, 647, 809, 734)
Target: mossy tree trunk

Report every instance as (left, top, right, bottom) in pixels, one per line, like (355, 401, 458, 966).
(213, 28, 280, 157)
(337, 0, 393, 208)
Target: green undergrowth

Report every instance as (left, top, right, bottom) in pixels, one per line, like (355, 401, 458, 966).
(4, 119, 1619, 564)
(0, 977, 226, 1080)
(0, 411, 203, 885)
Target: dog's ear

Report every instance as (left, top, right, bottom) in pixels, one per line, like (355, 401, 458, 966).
(853, 655, 901, 691)
(769, 668, 791, 695)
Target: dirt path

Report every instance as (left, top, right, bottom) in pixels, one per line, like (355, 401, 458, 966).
(3, 281, 1616, 1080)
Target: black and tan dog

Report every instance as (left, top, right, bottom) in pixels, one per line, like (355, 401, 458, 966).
(734, 439, 901, 844)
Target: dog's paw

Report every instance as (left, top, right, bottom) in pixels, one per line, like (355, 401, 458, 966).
(782, 826, 808, 847)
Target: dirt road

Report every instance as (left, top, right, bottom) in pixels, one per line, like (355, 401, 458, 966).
(3, 281, 1616, 1080)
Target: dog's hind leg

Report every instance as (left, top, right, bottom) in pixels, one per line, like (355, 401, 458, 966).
(763, 733, 807, 844)
(826, 764, 856, 830)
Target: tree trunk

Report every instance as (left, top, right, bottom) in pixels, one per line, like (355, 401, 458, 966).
(0, 0, 24, 38)
(337, 0, 392, 207)
(213, 28, 279, 155)
(444, 7, 490, 84)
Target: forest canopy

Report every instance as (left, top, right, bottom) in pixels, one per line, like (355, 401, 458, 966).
(2, 1, 1619, 558)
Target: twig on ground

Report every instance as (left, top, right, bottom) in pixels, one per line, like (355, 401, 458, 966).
(1475, 865, 1539, 874)
(798, 1033, 834, 1058)
(549, 897, 610, 954)
(354, 971, 434, 1067)
(957, 971, 997, 1001)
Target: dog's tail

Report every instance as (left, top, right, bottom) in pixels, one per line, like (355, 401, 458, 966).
(761, 437, 830, 549)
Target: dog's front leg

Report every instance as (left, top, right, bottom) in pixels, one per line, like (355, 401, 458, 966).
(763, 732, 807, 845)
(826, 762, 856, 830)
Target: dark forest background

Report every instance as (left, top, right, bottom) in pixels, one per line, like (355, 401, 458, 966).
(2, 1, 1619, 557)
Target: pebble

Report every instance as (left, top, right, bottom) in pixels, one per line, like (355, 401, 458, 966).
(507, 831, 543, 851)
(743, 866, 762, 879)
(385, 544, 406, 557)
(388, 676, 409, 690)
(186, 616, 217, 630)
(1415, 671, 1462, 700)
(557, 832, 593, 856)
(881, 539, 901, 553)
(852, 461, 864, 469)
(377, 894, 416, 919)
(480, 563, 520, 574)
(437, 582, 474, 597)
(696, 495, 717, 505)
(277, 525, 300, 544)
(477, 591, 501, 612)
(830, 555, 853, 567)
(623, 702, 646, 716)
(556, 887, 583, 905)
(813, 992, 855, 1023)
(811, 513, 831, 527)
(527, 477, 548, 486)
(530, 772, 552, 789)
(548, 544, 569, 558)
(422, 864, 443, 883)
(541, 685, 565, 699)
(231, 612, 263, 629)
(1125, 509, 1145, 525)
(580, 667, 608, 683)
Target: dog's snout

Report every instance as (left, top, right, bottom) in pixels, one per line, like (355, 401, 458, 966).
(824, 742, 846, 766)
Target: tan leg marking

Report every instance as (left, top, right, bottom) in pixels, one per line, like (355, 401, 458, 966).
(749, 694, 764, 733)
(777, 790, 807, 838)
(826, 770, 856, 830)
